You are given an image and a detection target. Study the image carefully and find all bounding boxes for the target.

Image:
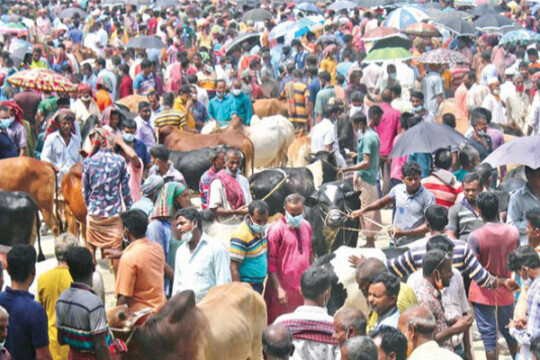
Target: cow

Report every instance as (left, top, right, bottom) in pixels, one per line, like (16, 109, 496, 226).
(116, 95, 148, 113)
(0, 157, 62, 236)
(245, 115, 295, 168)
(304, 180, 361, 257)
(253, 98, 288, 118)
(158, 126, 255, 175)
(61, 163, 87, 241)
(287, 136, 311, 167)
(109, 283, 266, 360)
(0, 191, 44, 260)
(249, 151, 338, 216)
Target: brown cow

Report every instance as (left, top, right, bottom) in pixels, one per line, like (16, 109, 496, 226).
(287, 135, 311, 167)
(0, 157, 62, 236)
(109, 283, 267, 360)
(116, 95, 149, 113)
(72, 47, 98, 64)
(253, 98, 288, 118)
(61, 163, 87, 242)
(159, 126, 255, 175)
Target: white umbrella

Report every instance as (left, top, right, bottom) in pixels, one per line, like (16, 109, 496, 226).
(268, 21, 297, 41)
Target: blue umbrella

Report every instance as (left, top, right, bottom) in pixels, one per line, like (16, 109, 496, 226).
(483, 136, 540, 168)
(269, 21, 297, 41)
(297, 2, 321, 13)
(328, 0, 357, 10)
(500, 29, 540, 45)
(294, 17, 318, 37)
(383, 7, 429, 29)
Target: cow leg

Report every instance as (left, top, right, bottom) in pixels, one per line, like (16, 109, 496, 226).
(41, 206, 60, 237)
(65, 206, 80, 238)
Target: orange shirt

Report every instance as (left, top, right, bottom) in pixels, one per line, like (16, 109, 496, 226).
(96, 89, 112, 112)
(115, 238, 167, 312)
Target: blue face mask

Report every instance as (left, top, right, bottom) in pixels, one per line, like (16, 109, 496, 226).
(412, 105, 423, 113)
(389, 73, 397, 80)
(216, 91, 224, 98)
(249, 217, 267, 235)
(0, 118, 13, 129)
(478, 130, 487, 136)
(286, 212, 303, 228)
(226, 167, 239, 177)
(123, 133, 135, 143)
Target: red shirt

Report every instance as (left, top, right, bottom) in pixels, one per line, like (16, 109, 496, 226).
(119, 75, 133, 99)
(375, 103, 401, 157)
(421, 171, 462, 208)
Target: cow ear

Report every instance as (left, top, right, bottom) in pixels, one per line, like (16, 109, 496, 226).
(304, 196, 318, 207)
(304, 153, 316, 163)
(345, 190, 362, 200)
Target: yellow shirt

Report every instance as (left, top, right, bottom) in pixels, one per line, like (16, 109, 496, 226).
(366, 282, 418, 333)
(37, 266, 72, 360)
(173, 98, 195, 130)
(320, 58, 338, 85)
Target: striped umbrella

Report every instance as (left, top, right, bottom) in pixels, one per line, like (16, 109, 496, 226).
(415, 48, 470, 64)
(500, 29, 540, 45)
(403, 23, 441, 36)
(363, 47, 413, 63)
(7, 69, 77, 93)
(0, 22, 29, 36)
(383, 7, 429, 29)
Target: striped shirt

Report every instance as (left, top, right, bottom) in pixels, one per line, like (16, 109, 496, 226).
(154, 108, 186, 129)
(387, 235, 494, 288)
(421, 171, 462, 209)
(230, 220, 268, 284)
(282, 81, 310, 123)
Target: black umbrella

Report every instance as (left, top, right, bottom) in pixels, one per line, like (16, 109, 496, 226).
(470, 3, 504, 17)
(225, 33, 261, 55)
(238, 0, 262, 8)
(474, 13, 514, 32)
(125, 36, 166, 49)
(435, 16, 476, 36)
(57, 7, 88, 19)
(316, 34, 340, 45)
(389, 122, 467, 157)
(242, 9, 272, 22)
(372, 35, 412, 50)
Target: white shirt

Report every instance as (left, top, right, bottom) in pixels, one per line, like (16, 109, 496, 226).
(195, 85, 209, 109)
(41, 131, 82, 186)
(501, 81, 529, 125)
(70, 99, 100, 125)
(481, 64, 498, 85)
(529, 92, 540, 135)
(274, 306, 339, 360)
(311, 118, 347, 167)
(208, 174, 253, 222)
(83, 32, 103, 57)
(409, 340, 461, 360)
(467, 83, 490, 111)
(481, 93, 507, 125)
(361, 63, 382, 92)
(172, 233, 231, 303)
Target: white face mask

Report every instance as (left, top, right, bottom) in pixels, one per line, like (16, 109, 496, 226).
(349, 106, 363, 117)
(81, 95, 91, 101)
(232, 89, 241, 96)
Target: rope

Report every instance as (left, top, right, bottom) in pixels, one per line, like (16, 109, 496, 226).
(318, 205, 395, 239)
(261, 169, 289, 202)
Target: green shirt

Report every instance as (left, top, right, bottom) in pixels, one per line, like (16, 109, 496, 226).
(357, 128, 380, 185)
(314, 86, 335, 117)
(453, 168, 469, 182)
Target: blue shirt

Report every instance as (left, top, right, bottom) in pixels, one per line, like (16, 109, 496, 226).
(147, 219, 173, 294)
(407, 153, 432, 178)
(231, 92, 253, 125)
(0, 287, 49, 360)
(507, 184, 540, 244)
(69, 28, 84, 44)
(0, 131, 18, 159)
(208, 95, 234, 124)
(133, 138, 150, 167)
(308, 77, 320, 106)
(294, 50, 308, 70)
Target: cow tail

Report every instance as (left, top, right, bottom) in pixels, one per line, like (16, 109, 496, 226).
(36, 207, 45, 262)
(249, 138, 255, 175)
(49, 162, 65, 234)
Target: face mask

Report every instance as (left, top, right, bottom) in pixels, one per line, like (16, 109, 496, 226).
(81, 95, 91, 101)
(412, 105, 423, 113)
(516, 85, 524, 93)
(0, 117, 13, 129)
(350, 106, 362, 117)
(493, 88, 500, 95)
(123, 133, 135, 143)
(181, 228, 193, 242)
(389, 73, 397, 80)
(205, 65, 213, 72)
(0, 339, 5, 349)
(232, 88, 241, 96)
(286, 212, 303, 228)
(226, 167, 239, 177)
(425, 46, 432, 51)
(478, 130, 487, 136)
(216, 91, 224, 98)
(249, 218, 267, 235)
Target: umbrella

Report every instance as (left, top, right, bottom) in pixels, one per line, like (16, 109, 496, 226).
(470, 3, 504, 16)
(225, 33, 261, 55)
(294, 16, 323, 37)
(10, 46, 29, 67)
(403, 23, 441, 36)
(7, 69, 77, 93)
(126, 0, 152, 5)
(363, 26, 399, 40)
(269, 20, 297, 41)
(153, 0, 181, 8)
(242, 9, 272, 22)
(474, 13, 514, 31)
(383, 7, 429, 29)
(500, 29, 540, 45)
(483, 136, 540, 168)
(316, 34, 340, 45)
(57, 7, 88, 19)
(389, 122, 467, 157)
(125, 36, 166, 49)
(435, 16, 476, 36)
(297, 2, 321, 13)
(415, 48, 469, 64)
(328, 0, 357, 10)
(363, 47, 413, 63)
(454, 0, 475, 6)
(372, 35, 412, 50)
(0, 22, 29, 36)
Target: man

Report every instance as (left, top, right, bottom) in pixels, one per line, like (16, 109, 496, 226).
(30, 47, 48, 69)
(41, 110, 82, 186)
(314, 71, 335, 123)
(345, 70, 367, 106)
(230, 79, 253, 126)
(480, 53, 498, 85)
(370, 326, 407, 360)
(56, 247, 119, 360)
(70, 84, 100, 129)
(208, 148, 252, 222)
(173, 85, 196, 130)
(230, 200, 269, 293)
(333, 308, 367, 347)
(199, 149, 225, 209)
(422, 63, 445, 117)
(0, 306, 10, 360)
(292, 39, 308, 71)
(83, 128, 132, 263)
(0, 104, 26, 156)
(481, 77, 507, 126)
(147, 91, 163, 125)
(375, 89, 401, 196)
(116, 209, 166, 312)
(421, 148, 462, 209)
(340, 337, 378, 360)
(410, 91, 434, 123)
(154, 92, 189, 132)
(148, 145, 186, 184)
(171, 208, 231, 302)
(262, 324, 295, 360)
(310, 102, 346, 168)
(446, 171, 484, 240)
(122, 119, 151, 169)
(501, 73, 529, 131)
(134, 101, 155, 150)
(282, 69, 311, 135)
(367, 272, 401, 331)
(468, 192, 519, 360)
(455, 71, 475, 119)
(453, 145, 479, 182)
(274, 267, 338, 360)
(398, 306, 461, 360)
(265, 194, 314, 324)
(208, 80, 234, 125)
(96, 58, 117, 101)
(0, 107, 21, 159)
(353, 161, 434, 246)
(342, 108, 382, 247)
(527, 207, 540, 252)
(389, 84, 412, 114)
(37, 234, 78, 360)
(508, 166, 540, 244)
(133, 59, 156, 96)
(0, 245, 52, 360)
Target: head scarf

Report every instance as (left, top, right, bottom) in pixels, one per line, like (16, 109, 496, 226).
(44, 109, 76, 139)
(150, 182, 186, 220)
(0, 101, 23, 124)
(101, 105, 123, 127)
(141, 175, 165, 198)
(78, 83, 92, 97)
(88, 127, 114, 156)
(323, 44, 336, 58)
(96, 75, 112, 92)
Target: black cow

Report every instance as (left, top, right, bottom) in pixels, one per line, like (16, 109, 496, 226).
(249, 151, 338, 215)
(0, 191, 44, 260)
(169, 146, 244, 191)
(304, 179, 361, 257)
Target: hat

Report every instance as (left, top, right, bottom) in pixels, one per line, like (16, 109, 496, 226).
(504, 67, 515, 76)
(487, 77, 499, 85)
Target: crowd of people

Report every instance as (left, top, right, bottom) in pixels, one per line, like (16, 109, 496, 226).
(1, 0, 540, 359)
